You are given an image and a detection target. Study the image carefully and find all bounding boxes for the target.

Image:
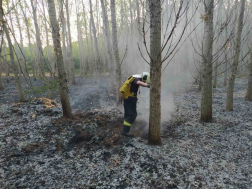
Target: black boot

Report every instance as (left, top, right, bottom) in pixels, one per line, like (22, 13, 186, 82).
(122, 125, 134, 137)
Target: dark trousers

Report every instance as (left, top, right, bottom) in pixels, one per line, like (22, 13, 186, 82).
(124, 97, 137, 126)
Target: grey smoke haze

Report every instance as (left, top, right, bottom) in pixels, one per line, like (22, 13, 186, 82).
(116, 1, 199, 132)
(70, 1, 204, 133)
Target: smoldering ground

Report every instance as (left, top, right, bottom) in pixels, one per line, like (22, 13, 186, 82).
(1, 76, 251, 188)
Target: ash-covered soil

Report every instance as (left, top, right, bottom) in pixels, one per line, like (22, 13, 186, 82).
(0, 77, 251, 188)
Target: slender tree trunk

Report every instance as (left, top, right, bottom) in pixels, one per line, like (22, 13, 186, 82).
(89, 0, 101, 73)
(30, 0, 45, 77)
(200, 0, 214, 122)
(120, 0, 124, 31)
(96, 0, 100, 36)
(0, 73, 3, 90)
(14, 4, 25, 74)
(42, 0, 53, 78)
(245, 51, 252, 101)
(3, 20, 25, 101)
(14, 2, 32, 86)
(65, 0, 76, 84)
(59, 0, 68, 78)
(0, 58, 4, 90)
(226, 0, 245, 111)
(223, 0, 230, 86)
(3, 43, 9, 82)
(75, 0, 85, 77)
(47, 0, 72, 118)
(101, 0, 114, 74)
(111, 0, 121, 105)
(7, 0, 21, 76)
(136, 0, 141, 41)
(213, 0, 223, 89)
(142, 1, 145, 26)
(20, 3, 36, 78)
(0, 34, 4, 89)
(129, 0, 133, 37)
(82, 2, 90, 74)
(148, 0, 162, 145)
(89, 18, 95, 74)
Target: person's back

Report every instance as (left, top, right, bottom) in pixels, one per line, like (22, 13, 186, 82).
(121, 72, 150, 137)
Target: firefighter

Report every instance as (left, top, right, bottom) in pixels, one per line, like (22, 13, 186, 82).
(121, 72, 150, 137)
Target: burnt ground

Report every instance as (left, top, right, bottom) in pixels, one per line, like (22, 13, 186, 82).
(0, 76, 252, 188)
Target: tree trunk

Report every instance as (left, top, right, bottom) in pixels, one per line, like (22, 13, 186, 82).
(75, 0, 85, 77)
(0, 73, 3, 90)
(200, 0, 214, 122)
(110, 0, 121, 105)
(14, 2, 31, 86)
(30, 0, 45, 77)
(2, 20, 25, 101)
(3, 43, 9, 82)
(42, 0, 53, 78)
(96, 0, 100, 36)
(226, 0, 245, 111)
(89, 18, 96, 73)
(120, 0, 124, 31)
(47, 0, 72, 118)
(7, 0, 21, 76)
(59, 0, 67, 78)
(101, 0, 114, 74)
(65, 0, 76, 84)
(213, 0, 223, 89)
(0, 39, 4, 90)
(148, 0, 162, 145)
(223, 0, 230, 87)
(245, 51, 252, 101)
(82, 2, 90, 75)
(136, 0, 141, 41)
(129, 0, 133, 37)
(20, 2, 36, 78)
(89, 0, 101, 73)
(0, 58, 4, 90)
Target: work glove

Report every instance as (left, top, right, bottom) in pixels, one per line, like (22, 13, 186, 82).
(147, 84, 150, 88)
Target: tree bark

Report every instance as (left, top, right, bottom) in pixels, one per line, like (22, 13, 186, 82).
(226, 0, 245, 111)
(0, 37, 4, 89)
(148, 0, 162, 145)
(101, 0, 114, 74)
(110, 0, 121, 105)
(89, 18, 95, 73)
(223, 0, 230, 87)
(2, 17, 25, 101)
(75, 0, 85, 77)
(81, 2, 90, 74)
(65, 0, 76, 84)
(200, 0, 214, 122)
(42, 0, 53, 78)
(213, 0, 223, 89)
(0, 58, 4, 90)
(20, 2, 36, 78)
(96, 0, 100, 36)
(7, 0, 21, 76)
(47, 0, 72, 118)
(30, 0, 45, 77)
(245, 51, 252, 101)
(89, 0, 101, 73)
(14, 1, 32, 87)
(3, 43, 9, 82)
(136, 0, 141, 41)
(59, 0, 68, 78)
(129, 0, 133, 37)
(120, 0, 124, 31)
